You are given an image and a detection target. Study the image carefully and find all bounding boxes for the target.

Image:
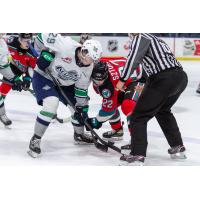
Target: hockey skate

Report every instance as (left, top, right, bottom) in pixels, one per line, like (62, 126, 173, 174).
(74, 131, 94, 145)
(168, 145, 187, 159)
(102, 128, 124, 141)
(119, 154, 145, 166)
(0, 114, 12, 128)
(27, 136, 41, 158)
(121, 142, 131, 154)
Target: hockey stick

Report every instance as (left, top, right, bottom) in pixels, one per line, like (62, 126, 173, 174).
(54, 116, 71, 123)
(45, 69, 123, 154)
(45, 69, 108, 152)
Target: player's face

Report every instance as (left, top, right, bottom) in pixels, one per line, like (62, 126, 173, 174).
(80, 49, 94, 65)
(19, 38, 31, 49)
(93, 79, 105, 86)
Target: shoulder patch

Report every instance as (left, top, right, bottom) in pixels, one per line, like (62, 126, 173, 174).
(102, 89, 111, 98)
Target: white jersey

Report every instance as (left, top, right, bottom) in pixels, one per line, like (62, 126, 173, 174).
(0, 38, 10, 67)
(34, 33, 94, 105)
(0, 38, 15, 80)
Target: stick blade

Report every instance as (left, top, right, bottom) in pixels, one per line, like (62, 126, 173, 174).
(95, 142, 108, 152)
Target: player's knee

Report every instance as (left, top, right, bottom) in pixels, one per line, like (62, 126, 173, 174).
(42, 96, 59, 114)
(121, 99, 136, 116)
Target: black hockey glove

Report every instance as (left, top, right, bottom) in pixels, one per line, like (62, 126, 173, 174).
(37, 50, 55, 71)
(86, 117, 102, 130)
(74, 105, 89, 125)
(11, 76, 23, 92)
(22, 76, 31, 90)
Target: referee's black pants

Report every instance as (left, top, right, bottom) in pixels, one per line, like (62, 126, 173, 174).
(129, 68, 188, 157)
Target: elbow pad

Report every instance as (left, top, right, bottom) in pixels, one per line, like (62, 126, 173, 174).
(37, 50, 55, 71)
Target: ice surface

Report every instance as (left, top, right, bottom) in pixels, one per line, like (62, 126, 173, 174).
(0, 61, 200, 166)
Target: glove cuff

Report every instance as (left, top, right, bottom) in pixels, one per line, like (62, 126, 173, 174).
(24, 76, 31, 81)
(75, 105, 89, 113)
(41, 50, 55, 62)
(13, 76, 21, 81)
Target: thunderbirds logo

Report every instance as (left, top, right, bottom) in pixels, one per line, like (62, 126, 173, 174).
(55, 66, 80, 81)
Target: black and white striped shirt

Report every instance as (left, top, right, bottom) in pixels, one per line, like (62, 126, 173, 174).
(120, 33, 182, 81)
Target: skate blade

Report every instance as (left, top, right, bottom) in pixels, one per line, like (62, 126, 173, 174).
(170, 152, 187, 160)
(27, 150, 41, 158)
(119, 160, 144, 166)
(102, 136, 123, 142)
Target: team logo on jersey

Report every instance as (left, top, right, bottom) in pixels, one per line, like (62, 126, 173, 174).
(108, 40, 118, 52)
(102, 89, 111, 98)
(55, 65, 80, 81)
(62, 57, 72, 64)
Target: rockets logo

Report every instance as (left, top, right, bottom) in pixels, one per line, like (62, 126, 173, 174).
(102, 89, 111, 98)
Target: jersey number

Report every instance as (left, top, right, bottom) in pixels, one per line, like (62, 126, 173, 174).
(102, 99, 113, 108)
(47, 33, 58, 44)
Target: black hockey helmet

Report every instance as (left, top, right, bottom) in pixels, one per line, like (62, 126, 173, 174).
(19, 33, 33, 39)
(92, 61, 109, 81)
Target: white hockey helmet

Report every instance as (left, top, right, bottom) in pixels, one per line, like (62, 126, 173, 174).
(81, 39, 103, 61)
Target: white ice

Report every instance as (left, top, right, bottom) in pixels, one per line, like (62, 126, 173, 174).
(0, 61, 200, 166)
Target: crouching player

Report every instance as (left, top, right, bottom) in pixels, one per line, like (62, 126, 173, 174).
(28, 33, 103, 158)
(86, 60, 145, 147)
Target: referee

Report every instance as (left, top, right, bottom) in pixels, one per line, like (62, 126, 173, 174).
(116, 33, 188, 165)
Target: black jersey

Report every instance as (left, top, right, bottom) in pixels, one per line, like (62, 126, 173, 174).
(121, 33, 182, 81)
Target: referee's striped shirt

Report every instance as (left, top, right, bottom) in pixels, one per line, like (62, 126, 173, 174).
(120, 33, 182, 81)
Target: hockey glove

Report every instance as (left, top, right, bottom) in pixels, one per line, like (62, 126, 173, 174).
(86, 117, 102, 130)
(22, 76, 31, 90)
(37, 50, 55, 71)
(11, 76, 23, 92)
(74, 105, 89, 125)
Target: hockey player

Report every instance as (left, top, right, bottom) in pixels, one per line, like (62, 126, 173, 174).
(0, 33, 35, 126)
(28, 33, 103, 158)
(99, 57, 145, 143)
(86, 59, 145, 144)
